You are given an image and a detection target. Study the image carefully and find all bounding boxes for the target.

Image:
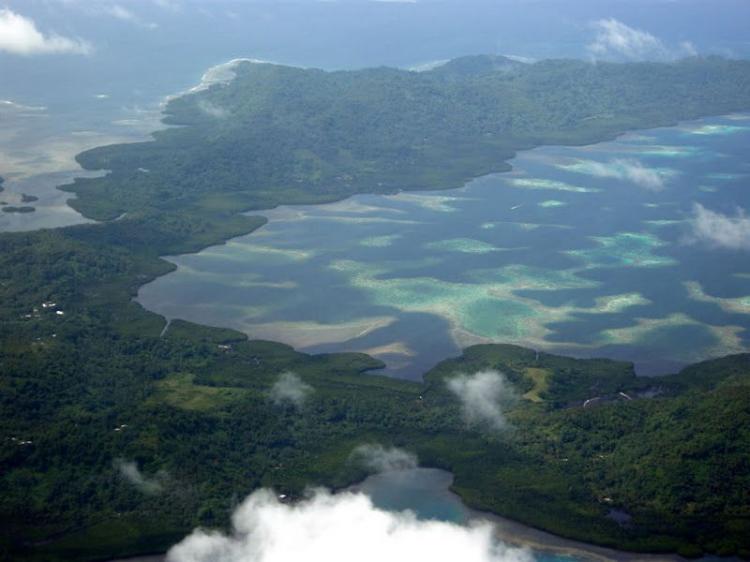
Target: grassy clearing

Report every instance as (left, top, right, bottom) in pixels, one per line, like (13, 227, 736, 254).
(523, 367, 551, 402)
(154, 373, 250, 412)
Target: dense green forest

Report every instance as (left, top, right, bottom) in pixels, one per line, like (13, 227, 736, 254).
(67, 55, 750, 220)
(2, 56, 750, 561)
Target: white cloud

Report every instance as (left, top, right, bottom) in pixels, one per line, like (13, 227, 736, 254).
(502, 54, 536, 64)
(270, 372, 313, 408)
(98, 4, 158, 29)
(679, 41, 698, 57)
(152, 0, 182, 10)
(446, 371, 517, 432)
(0, 8, 91, 55)
(166, 488, 533, 562)
(54, 1, 158, 29)
(115, 459, 166, 495)
(569, 158, 671, 191)
(351, 444, 418, 473)
(615, 159, 668, 191)
(409, 59, 450, 72)
(689, 203, 750, 250)
(0, 99, 47, 113)
(587, 18, 695, 61)
(106, 5, 137, 21)
(197, 100, 229, 119)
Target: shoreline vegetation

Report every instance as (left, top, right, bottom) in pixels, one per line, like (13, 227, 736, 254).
(2, 55, 750, 561)
(104, 465, 719, 562)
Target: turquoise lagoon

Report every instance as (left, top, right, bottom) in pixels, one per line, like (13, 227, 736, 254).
(138, 115, 750, 379)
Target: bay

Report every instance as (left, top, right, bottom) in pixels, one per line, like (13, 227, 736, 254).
(138, 115, 750, 379)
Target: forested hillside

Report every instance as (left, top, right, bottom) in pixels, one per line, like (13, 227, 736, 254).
(68, 56, 750, 220)
(2, 55, 750, 560)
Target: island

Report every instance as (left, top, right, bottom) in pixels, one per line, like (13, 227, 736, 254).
(1, 55, 750, 561)
(1, 206, 36, 214)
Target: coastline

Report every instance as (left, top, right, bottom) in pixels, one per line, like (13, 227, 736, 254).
(130, 75, 750, 376)
(352, 468, 740, 562)
(10, 57, 750, 561)
(83, 63, 749, 560)
(103, 466, 739, 562)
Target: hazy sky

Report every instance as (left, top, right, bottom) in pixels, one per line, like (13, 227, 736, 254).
(3, 0, 749, 111)
(1, 0, 748, 98)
